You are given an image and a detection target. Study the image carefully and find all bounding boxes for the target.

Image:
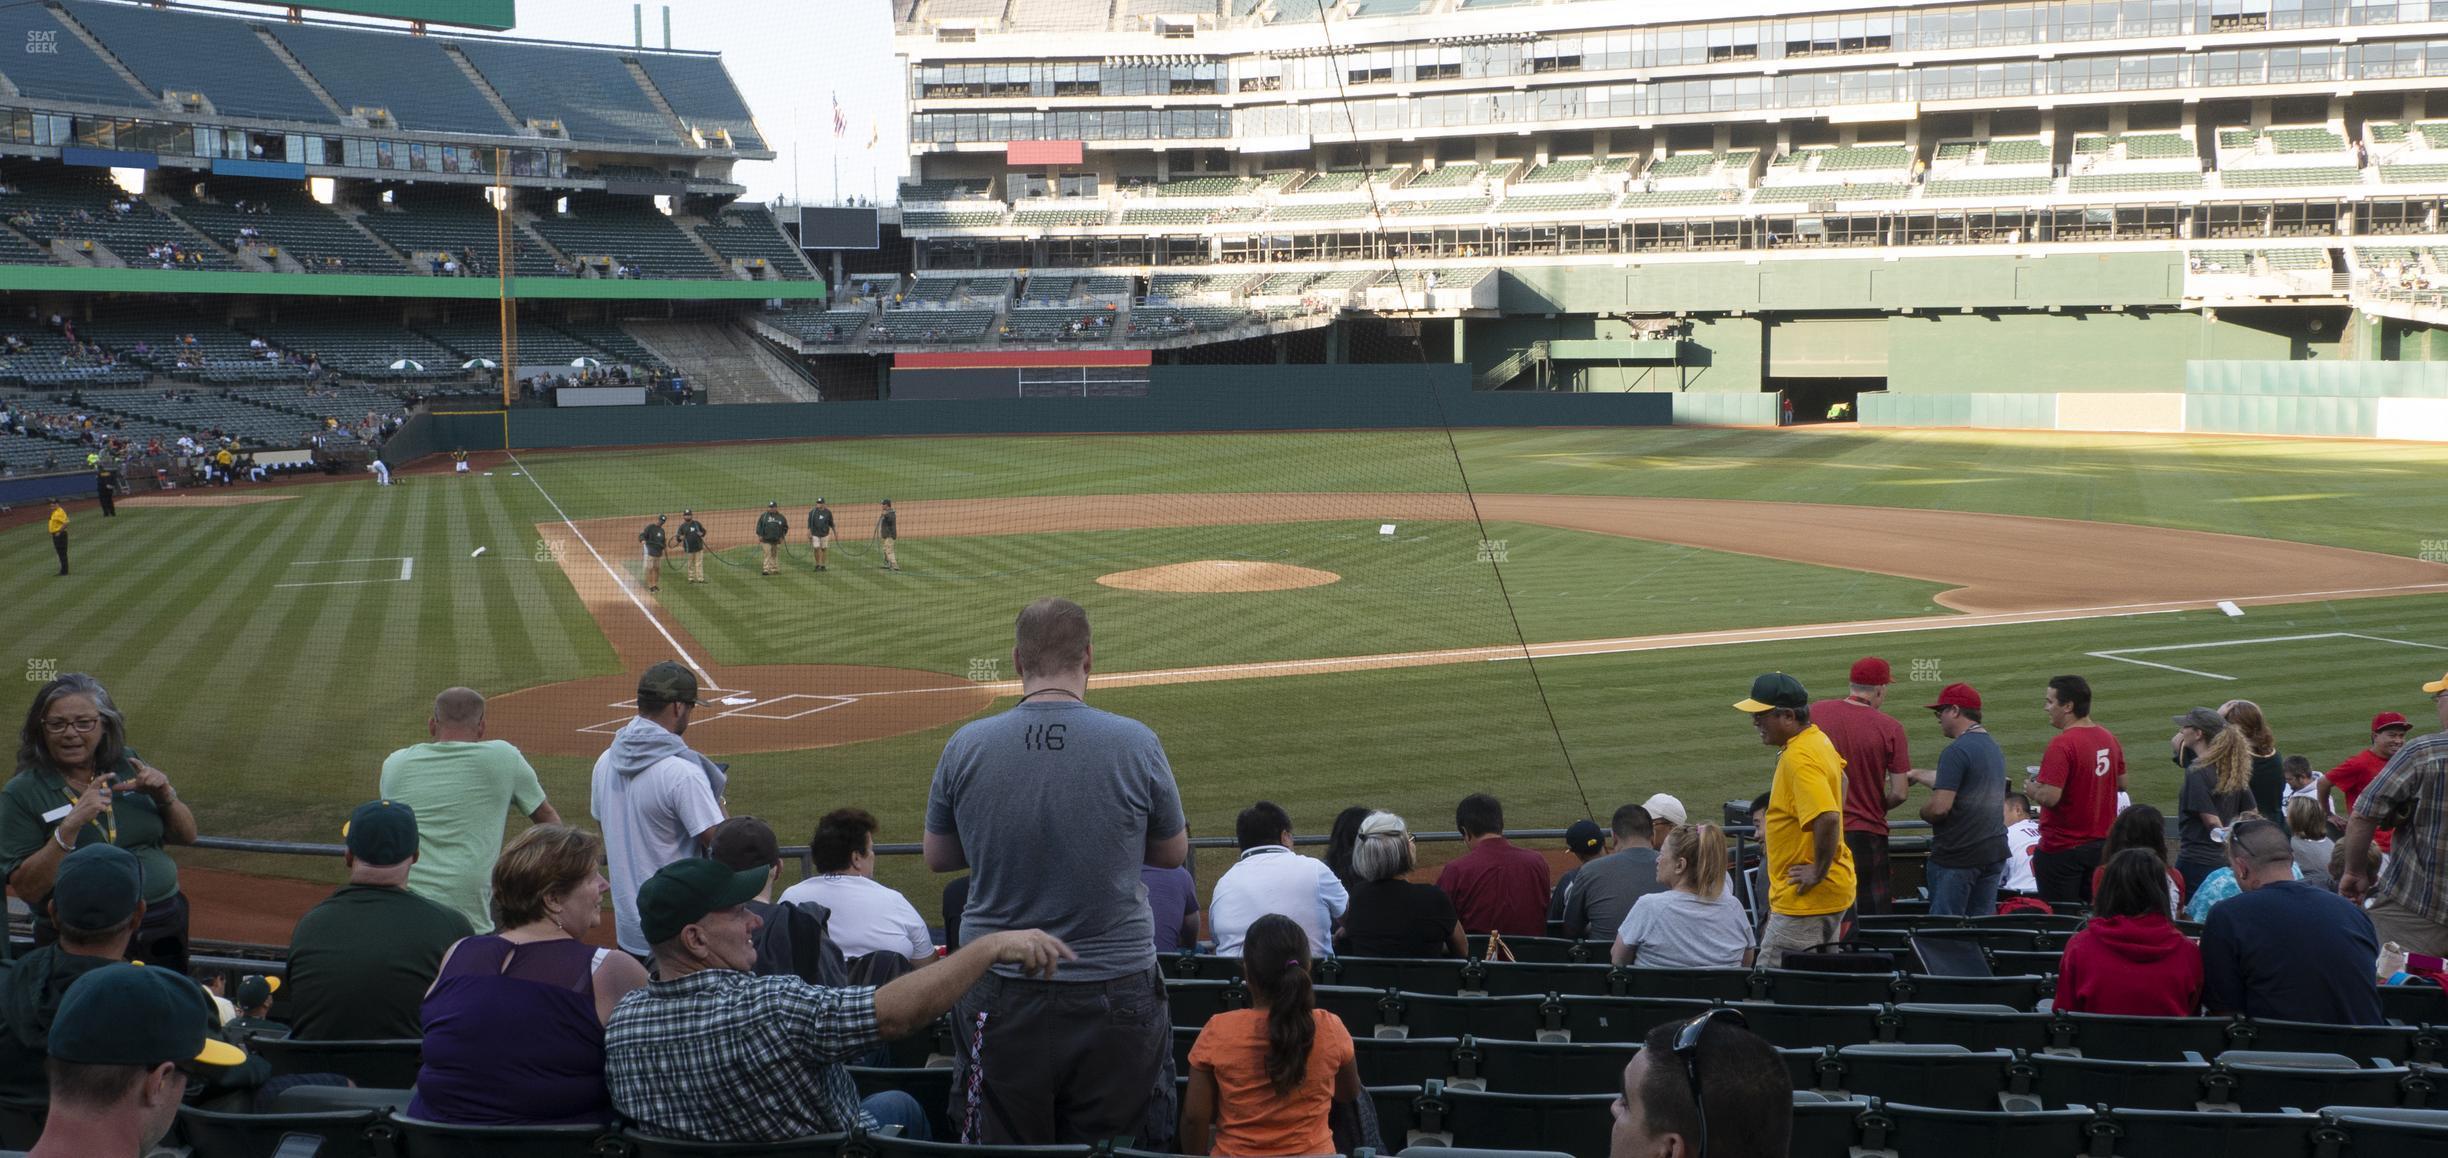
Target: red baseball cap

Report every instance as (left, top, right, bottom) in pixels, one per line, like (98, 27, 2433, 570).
(1850, 657, 1893, 686)
(2373, 711, 2412, 734)
(1925, 683, 1982, 711)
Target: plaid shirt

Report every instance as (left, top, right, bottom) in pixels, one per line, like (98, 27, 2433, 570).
(2360, 731, 2448, 924)
(604, 968, 882, 1142)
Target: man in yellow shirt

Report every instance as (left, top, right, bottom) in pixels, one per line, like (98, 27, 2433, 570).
(1736, 672, 1857, 966)
(47, 500, 68, 575)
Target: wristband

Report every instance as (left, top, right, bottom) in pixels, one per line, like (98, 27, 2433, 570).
(53, 828, 74, 853)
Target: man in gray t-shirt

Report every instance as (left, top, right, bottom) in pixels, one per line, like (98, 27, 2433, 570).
(925, 598, 1187, 1146)
(1563, 803, 1668, 941)
(1909, 683, 2010, 917)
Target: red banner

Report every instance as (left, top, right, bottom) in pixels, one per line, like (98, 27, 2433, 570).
(895, 349, 1151, 369)
(1006, 140, 1085, 166)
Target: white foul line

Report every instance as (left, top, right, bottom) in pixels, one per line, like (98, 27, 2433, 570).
(274, 556, 415, 589)
(2089, 630, 2448, 681)
(507, 451, 722, 693)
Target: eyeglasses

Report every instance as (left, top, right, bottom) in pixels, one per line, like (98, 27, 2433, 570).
(41, 717, 100, 736)
(1673, 1007, 1749, 1158)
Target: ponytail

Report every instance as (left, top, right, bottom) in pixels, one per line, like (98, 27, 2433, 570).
(1241, 913, 1316, 1096)
(1669, 823, 1730, 902)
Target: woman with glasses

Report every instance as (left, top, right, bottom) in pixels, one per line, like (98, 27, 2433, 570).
(4, 673, 200, 973)
(1334, 812, 1467, 959)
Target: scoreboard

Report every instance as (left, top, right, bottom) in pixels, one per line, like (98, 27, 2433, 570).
(251, 2, 516, 31)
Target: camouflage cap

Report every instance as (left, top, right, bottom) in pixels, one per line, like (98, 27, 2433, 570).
(637, 660, 700, 706)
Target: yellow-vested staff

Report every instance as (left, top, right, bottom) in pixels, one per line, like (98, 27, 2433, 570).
(47, 500, 68, 576)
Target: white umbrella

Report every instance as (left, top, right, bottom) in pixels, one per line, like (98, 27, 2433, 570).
(461, 358, 497, 369)
(569, 356, 603, 368)
(389, 359, 424, 370)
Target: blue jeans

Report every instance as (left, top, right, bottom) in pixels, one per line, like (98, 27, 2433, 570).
(1925, 861, 2004, 917)
(864, 1091, 933, 1141)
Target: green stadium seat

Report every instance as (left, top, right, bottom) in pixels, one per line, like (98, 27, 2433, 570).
(2240, 1018, 2434, 1065)
(2212, 1052, 2426, 1112)
(2060, 1011, 2241, 1060)
(1791, 1094, 1868, 1151)
(848, 1067, 958, 1141)
(1893, 975, 2048, 1008)
(1325, 957, 1468, 994)
(1453, 1036, 1637, 1093)
(1164, 978, 1249, 1024)
(388, 1112, 611, 1157)
(177, 1104, 384, 1158)
(1890, 1004, 2055, 1053)
(1355, 1036, 1468, 1086)
(1317, 984, 1401, 1038)
(1722, 1002, 1889, 1049)
(248, 1036, 422, 1090)
(1554, 995, 1715, 1044)
(1616, 966, 1756, 1002)
(1758, 969, 1896, 1006)
(625, 1132, 850, 1156)
(1830, 1044, 2016, 1110)
(1389, 992, 1560, 1042)
(1473, 961, 1617, 998)
(1467, 936, 1592, 963)
(2096, 1106, 2324, 1156)
(2321, 1106, 2448, 1155)
(1412, 1080, 1614, 1156)
(2010, 1050, 2216, 1111)
(2379, 982, 2447, 1024)
(1854, 1102, 2097, 1158)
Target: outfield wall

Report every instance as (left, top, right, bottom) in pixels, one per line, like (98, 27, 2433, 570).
(386, 366, 1708, 461)
(1859, 360, 2448, 439)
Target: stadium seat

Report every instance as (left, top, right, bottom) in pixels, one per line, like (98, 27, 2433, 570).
(260, 1086, 413, 1114)
(1316, 985, 1400, 1038)
(1325, 957, 1468, 995)
(1852, 1101, 2096, 1158)
(2212, 1052, 2425, 1112)
(1411, 1080, 1614, 1156)
(1367, 1085, 1426, 1148)
(1721, 1001, 1888, 1049)
(2378, 983, 2447, 1025)
(1453, 1036, 1638, 1094)
(1989, 950, 2063, 976)
(623, 1132, 849, 1157)
(849, 1067, 959, 1141)
(2321, 1106, 2448, 1155)
(387, 1112, 613, 1157)
(1830, 1044, 2016, 1110)
(2059, 1011, 2241, 1060)
(1555, 995, 1715, 1044)
(1354, 1036, 1466, 1086)
(2010, 1050, 2216, 1111)
(0, 1104, 38, 1151)
(1394, 1150, 1570, 1158)
(249, 1036, 423, 1090)
(1790, 1094, 1869, 1152)
(1473, 961, 1616, 998)
(176, 1104, 385, 1158)
(855, 1134, 1096, 1158)
(1893, 974, 2048, 1008)
(1164, 978, 1249, 1025)
(1890, 1004, 2056, 1053)
(1615, 967, 1756, 1002)
(2239, 1018, 2435, 1065)
(1388, 992, 1560, 1042)
(1757, 968, 1897, 1006)
(2094, 1106, 2324, 1156)
(1468, 936, 1592, 964)
(1158, 954, 1241, 982)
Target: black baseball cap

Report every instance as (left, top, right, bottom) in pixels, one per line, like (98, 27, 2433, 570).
(234, 975, 278, 1009)
(1565, 819, 1605, 856)
(343, 800, 419, 866)
(637, 859, 769, 945)
(49, 965, 245, 1067)
(637, 661, 700, 706)
(52, 844, 143, 932)
(1735, 673, 1809, 713)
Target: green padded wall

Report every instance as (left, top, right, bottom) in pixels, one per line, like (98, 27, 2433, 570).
(1500, 252, 2184, 314)
(2188, 360, 2448, 397)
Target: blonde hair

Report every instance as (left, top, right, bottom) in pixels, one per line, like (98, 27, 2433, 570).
(493, 824, 602, 930)
(1664, 823, 1728, 902)
(2220, 700, 2277, 757)
(2285, 795, 2328, 841)
(2198, 727, 2254, 797)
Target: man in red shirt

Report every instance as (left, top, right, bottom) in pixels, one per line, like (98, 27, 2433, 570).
(1810, 657, 1913, 914)
(2023, 674, 2126, 904)
(1434, 793, 1551, 938)
(2321, 711, 2413, 852)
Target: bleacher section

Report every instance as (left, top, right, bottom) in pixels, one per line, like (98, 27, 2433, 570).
(904, 208, 1011, 229)
(79, 389, 320, 446)
(267, 20, 510, 134)
(691, 205, 817, 278)
(1002, 307, 1121, 341)
(1753, 183, 1910, 203)
(1010, 204, 1115, 228)
(1128, 305, 1260, 336)
(0, 3, 148, 108)
(170, 186, 406, 275)
(360, 193, 562, 279)
(450, 40, 678, 145)
(2216, 124, 2361, 190)
(530, 197, 730, 280)
(1, 167, 235, 271)
(873, 310, 996, 342)
(634, 52, 766, 150)
(1925, 139, 2055, 200)
(61, 0, 331, 122)
(73, 309, 308, 384)
(764, 305, 875, 344)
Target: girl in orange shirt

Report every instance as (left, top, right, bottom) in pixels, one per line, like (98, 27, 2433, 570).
(1182, 914, 1361, 1156)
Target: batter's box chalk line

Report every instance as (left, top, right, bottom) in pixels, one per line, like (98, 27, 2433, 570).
(2087, 631, 2448, 682)
(574, 690, 858, 734)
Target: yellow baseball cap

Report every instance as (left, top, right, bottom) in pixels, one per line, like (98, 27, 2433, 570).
(2424, 671, 2448, 695)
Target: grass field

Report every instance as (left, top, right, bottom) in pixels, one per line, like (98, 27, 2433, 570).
(9, 425, 2447, 909)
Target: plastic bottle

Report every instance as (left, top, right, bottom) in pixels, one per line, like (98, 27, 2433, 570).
(2378, 940, 2409, 982)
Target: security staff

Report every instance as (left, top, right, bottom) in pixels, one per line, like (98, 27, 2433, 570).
(48, 500, 68, 575)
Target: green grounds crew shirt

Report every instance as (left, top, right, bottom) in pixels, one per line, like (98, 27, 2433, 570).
(878, 508, 897, 540)
(378, 739, 551, 933)
(757, 510, 789, 544)
(0, 945, 117, 1108)
(639, 523, 667, 557)
(677, 519, 707, 553)
(0, 750, 180, 906)
(808, 505, 835, 537)
(276, 884, 473, 1040)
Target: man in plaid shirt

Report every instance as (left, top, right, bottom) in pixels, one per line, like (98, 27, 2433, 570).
(605, 859, 1071, 1143)
(2341, 671, 2448, 958)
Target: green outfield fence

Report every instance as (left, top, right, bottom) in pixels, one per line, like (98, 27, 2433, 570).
(1859, 360, 2448, 440)
(384, 366, 1715, 463)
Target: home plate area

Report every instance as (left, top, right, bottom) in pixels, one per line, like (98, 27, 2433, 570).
(484, 664, 999, 757)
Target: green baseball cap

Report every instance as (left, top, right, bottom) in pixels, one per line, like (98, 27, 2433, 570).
(235, 975, 278, 1009)
(1735, 672, 1809, 713)
(49, 964, 246, 1067)
(637, 661, 700, 706)
(637, 858, 769, 946)
(52, 844, 143, 933)
(342, 799, 419, 866)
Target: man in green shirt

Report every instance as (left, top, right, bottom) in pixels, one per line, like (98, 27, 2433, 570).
(756, 501, 788, 576)
(276, 801, 473, 1041)
(0, 844, 147, 1109)
(677, 509, 710, 585)
(378, 687, 558, 932)
(638, 514, 669, 592)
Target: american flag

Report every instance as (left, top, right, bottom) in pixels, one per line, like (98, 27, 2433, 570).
(832, 93, 847, 139)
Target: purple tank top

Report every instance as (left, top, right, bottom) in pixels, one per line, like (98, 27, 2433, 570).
(407, 936, 613, 1126)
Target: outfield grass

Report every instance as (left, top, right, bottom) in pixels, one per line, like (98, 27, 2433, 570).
(5, 425, 2444, 898)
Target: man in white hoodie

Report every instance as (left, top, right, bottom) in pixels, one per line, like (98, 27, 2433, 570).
(593, 661, 728, 959)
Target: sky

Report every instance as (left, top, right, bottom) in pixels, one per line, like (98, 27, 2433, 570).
(194, 0, 909, 206)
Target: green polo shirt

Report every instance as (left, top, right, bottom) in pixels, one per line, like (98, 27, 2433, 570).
(276, 884, 472, 1041)
(0, 752, 179, 904)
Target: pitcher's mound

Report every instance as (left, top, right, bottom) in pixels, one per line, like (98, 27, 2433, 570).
(1098, 560, 1341, 593)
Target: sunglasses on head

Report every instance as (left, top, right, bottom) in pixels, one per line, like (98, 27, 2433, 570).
(1673, 1007, 1749, 1158)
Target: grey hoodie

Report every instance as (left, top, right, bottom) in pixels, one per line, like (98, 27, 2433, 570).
(607, 714, 726, 801)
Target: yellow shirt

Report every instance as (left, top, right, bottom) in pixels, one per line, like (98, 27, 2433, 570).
(46, 507, 66, 535)
(1765, 724, 1858, 917)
